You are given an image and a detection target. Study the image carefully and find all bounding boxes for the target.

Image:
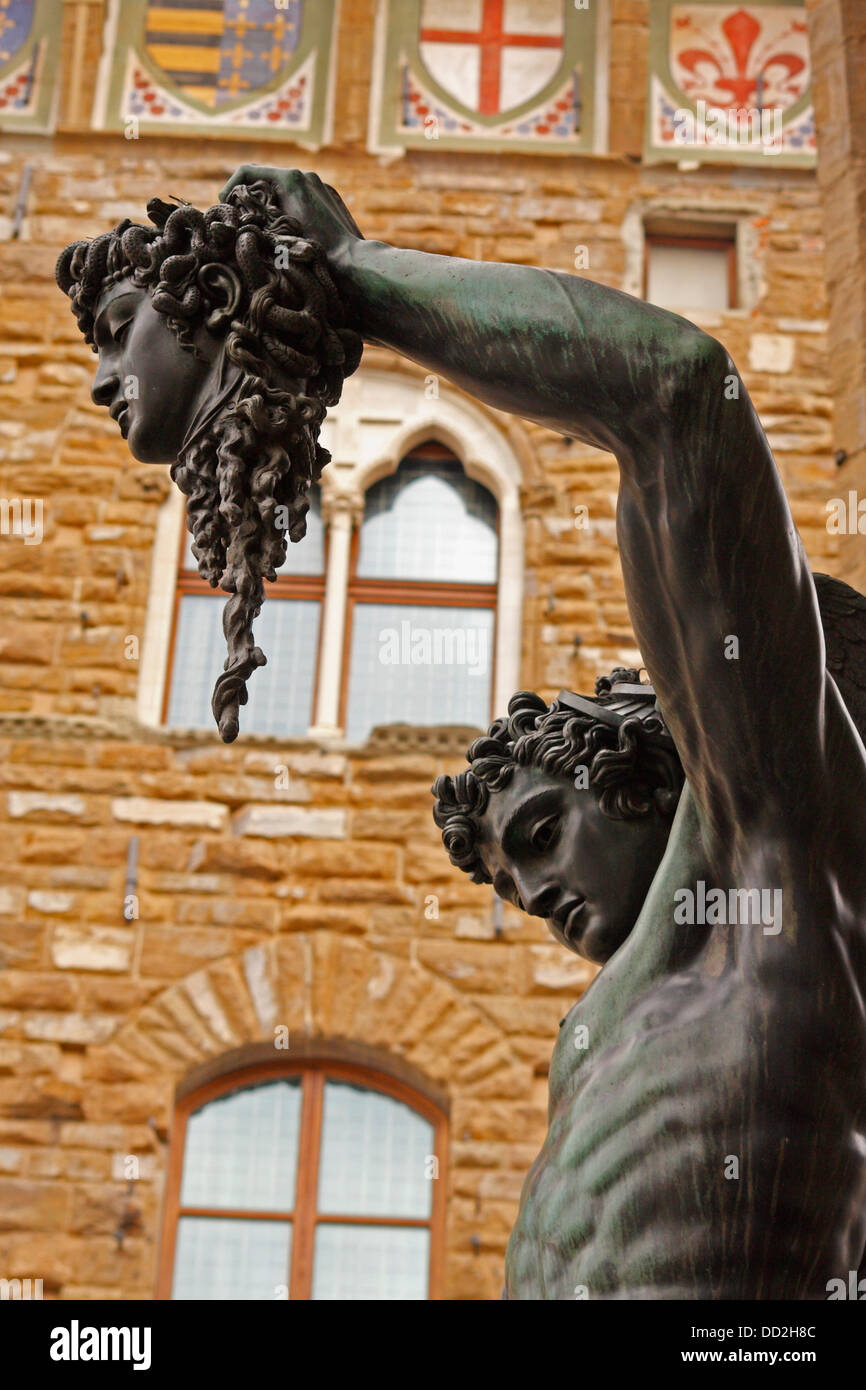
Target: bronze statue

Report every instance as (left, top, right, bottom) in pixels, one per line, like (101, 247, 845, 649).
(57, 166, 866, 1300)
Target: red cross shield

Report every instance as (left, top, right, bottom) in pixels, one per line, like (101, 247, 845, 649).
(418, 0, 565, 118)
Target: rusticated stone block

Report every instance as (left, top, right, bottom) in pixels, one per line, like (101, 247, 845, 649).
(0, 1231, 80, 1286)
(8, 792, 85, 819)
(0, 972, 77, 1012)
(81, 1083, 171, 1127)
(0, 1178, 70, 1232)
(232, 804, 346, 838)
(138, 925, 260, 981)
(293, 839, 398, 878)
(186, 837, 284, 879)
(50, 926, 133, 973)
(21, 1014, 118, 1047)
(111, 797, 228, 831)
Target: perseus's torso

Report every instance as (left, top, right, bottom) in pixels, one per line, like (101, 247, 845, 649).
(504, 786, 866, 1300)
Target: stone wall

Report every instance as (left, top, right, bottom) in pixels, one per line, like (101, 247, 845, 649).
(0, 0, 842, 1298)
(806, 0, 866, 585)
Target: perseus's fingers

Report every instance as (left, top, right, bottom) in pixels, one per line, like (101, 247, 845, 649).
(219, 164, 284, 202)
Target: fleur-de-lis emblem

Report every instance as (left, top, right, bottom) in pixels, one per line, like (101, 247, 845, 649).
(676, 7, 806, 109)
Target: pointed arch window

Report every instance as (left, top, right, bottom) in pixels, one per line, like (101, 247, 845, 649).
(341, 443, 498, 742)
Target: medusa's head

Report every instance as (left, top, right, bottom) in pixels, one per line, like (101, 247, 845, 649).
(56, 180, 362, 742)
(431, 671, 684, 964)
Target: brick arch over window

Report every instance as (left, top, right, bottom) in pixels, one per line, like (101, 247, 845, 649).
(175, 1036, 451, 1111)
(89, 932, 532, 1297)
(99, 934, 524, 1092)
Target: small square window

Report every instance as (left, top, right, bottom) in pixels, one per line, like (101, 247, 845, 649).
(644, 232, 737, 312)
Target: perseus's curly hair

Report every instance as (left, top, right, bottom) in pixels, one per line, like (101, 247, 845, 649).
(55, 180, 362, 741)
(431, 668, 684, 885)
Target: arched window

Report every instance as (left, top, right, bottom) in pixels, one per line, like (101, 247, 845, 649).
(140, 367, 524, 739)
(342, 443, 498, 741)
(163, 487, 326, 737)
(158, 1061, 447, 1300)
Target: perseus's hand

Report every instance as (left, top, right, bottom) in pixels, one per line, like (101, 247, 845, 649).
(219, 165, 365, 286)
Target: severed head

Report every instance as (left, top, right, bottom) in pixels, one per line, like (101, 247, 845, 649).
(56, 180, 362, 741)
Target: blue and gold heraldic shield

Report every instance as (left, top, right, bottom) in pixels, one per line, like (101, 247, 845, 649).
(0, 0, 62, 133)
(94, 0, 339, 143)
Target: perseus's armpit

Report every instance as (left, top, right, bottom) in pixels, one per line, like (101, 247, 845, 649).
(56, 180, 362, 742)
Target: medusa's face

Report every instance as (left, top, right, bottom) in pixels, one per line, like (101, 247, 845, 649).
(90, 279, 228, 464)
(477, 764, 673, 964)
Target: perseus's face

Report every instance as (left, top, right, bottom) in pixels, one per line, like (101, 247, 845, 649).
(477, 765, 673, 964)
(90, 279, 222, 464)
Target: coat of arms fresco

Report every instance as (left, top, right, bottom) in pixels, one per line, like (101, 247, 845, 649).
(93, 0, 338, 144)
(370, 0, 605, 156)
(0, 0, 62, 133)
(646, 1, 816, 165)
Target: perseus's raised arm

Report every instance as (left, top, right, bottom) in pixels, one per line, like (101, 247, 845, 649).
(221, 165, 692, 451)
(367, 251, 836, 857)
(339, 242, 697, 455)
(223, 168, 859, 867)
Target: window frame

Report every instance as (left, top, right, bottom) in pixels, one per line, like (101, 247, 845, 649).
(643, 232, 738, 310)
(161, 503, 330, 732)
(157, 1058, 449, 1301)
(338, 441, 500, 735)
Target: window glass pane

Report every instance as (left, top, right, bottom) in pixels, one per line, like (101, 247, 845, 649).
(181, 487, 324, 576)
(318, 1081, 434, 1218)
(357, 459, 497, 582)
(179, 1080, 301, 1211)
(311, 1225, 429, 1301)
(242, 597, 321, 735)
(346, 603, 494, 742)
(277, 486, 325, 576)
(646, 242, 731, 311)
(167, 594, 320, 736)
(172, 1216, 291, 1300)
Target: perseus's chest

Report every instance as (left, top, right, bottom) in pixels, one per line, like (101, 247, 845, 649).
(504, 785, 866, 1298)
(504, 955, 866, 1300)
(505, 964, 743, 1294)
